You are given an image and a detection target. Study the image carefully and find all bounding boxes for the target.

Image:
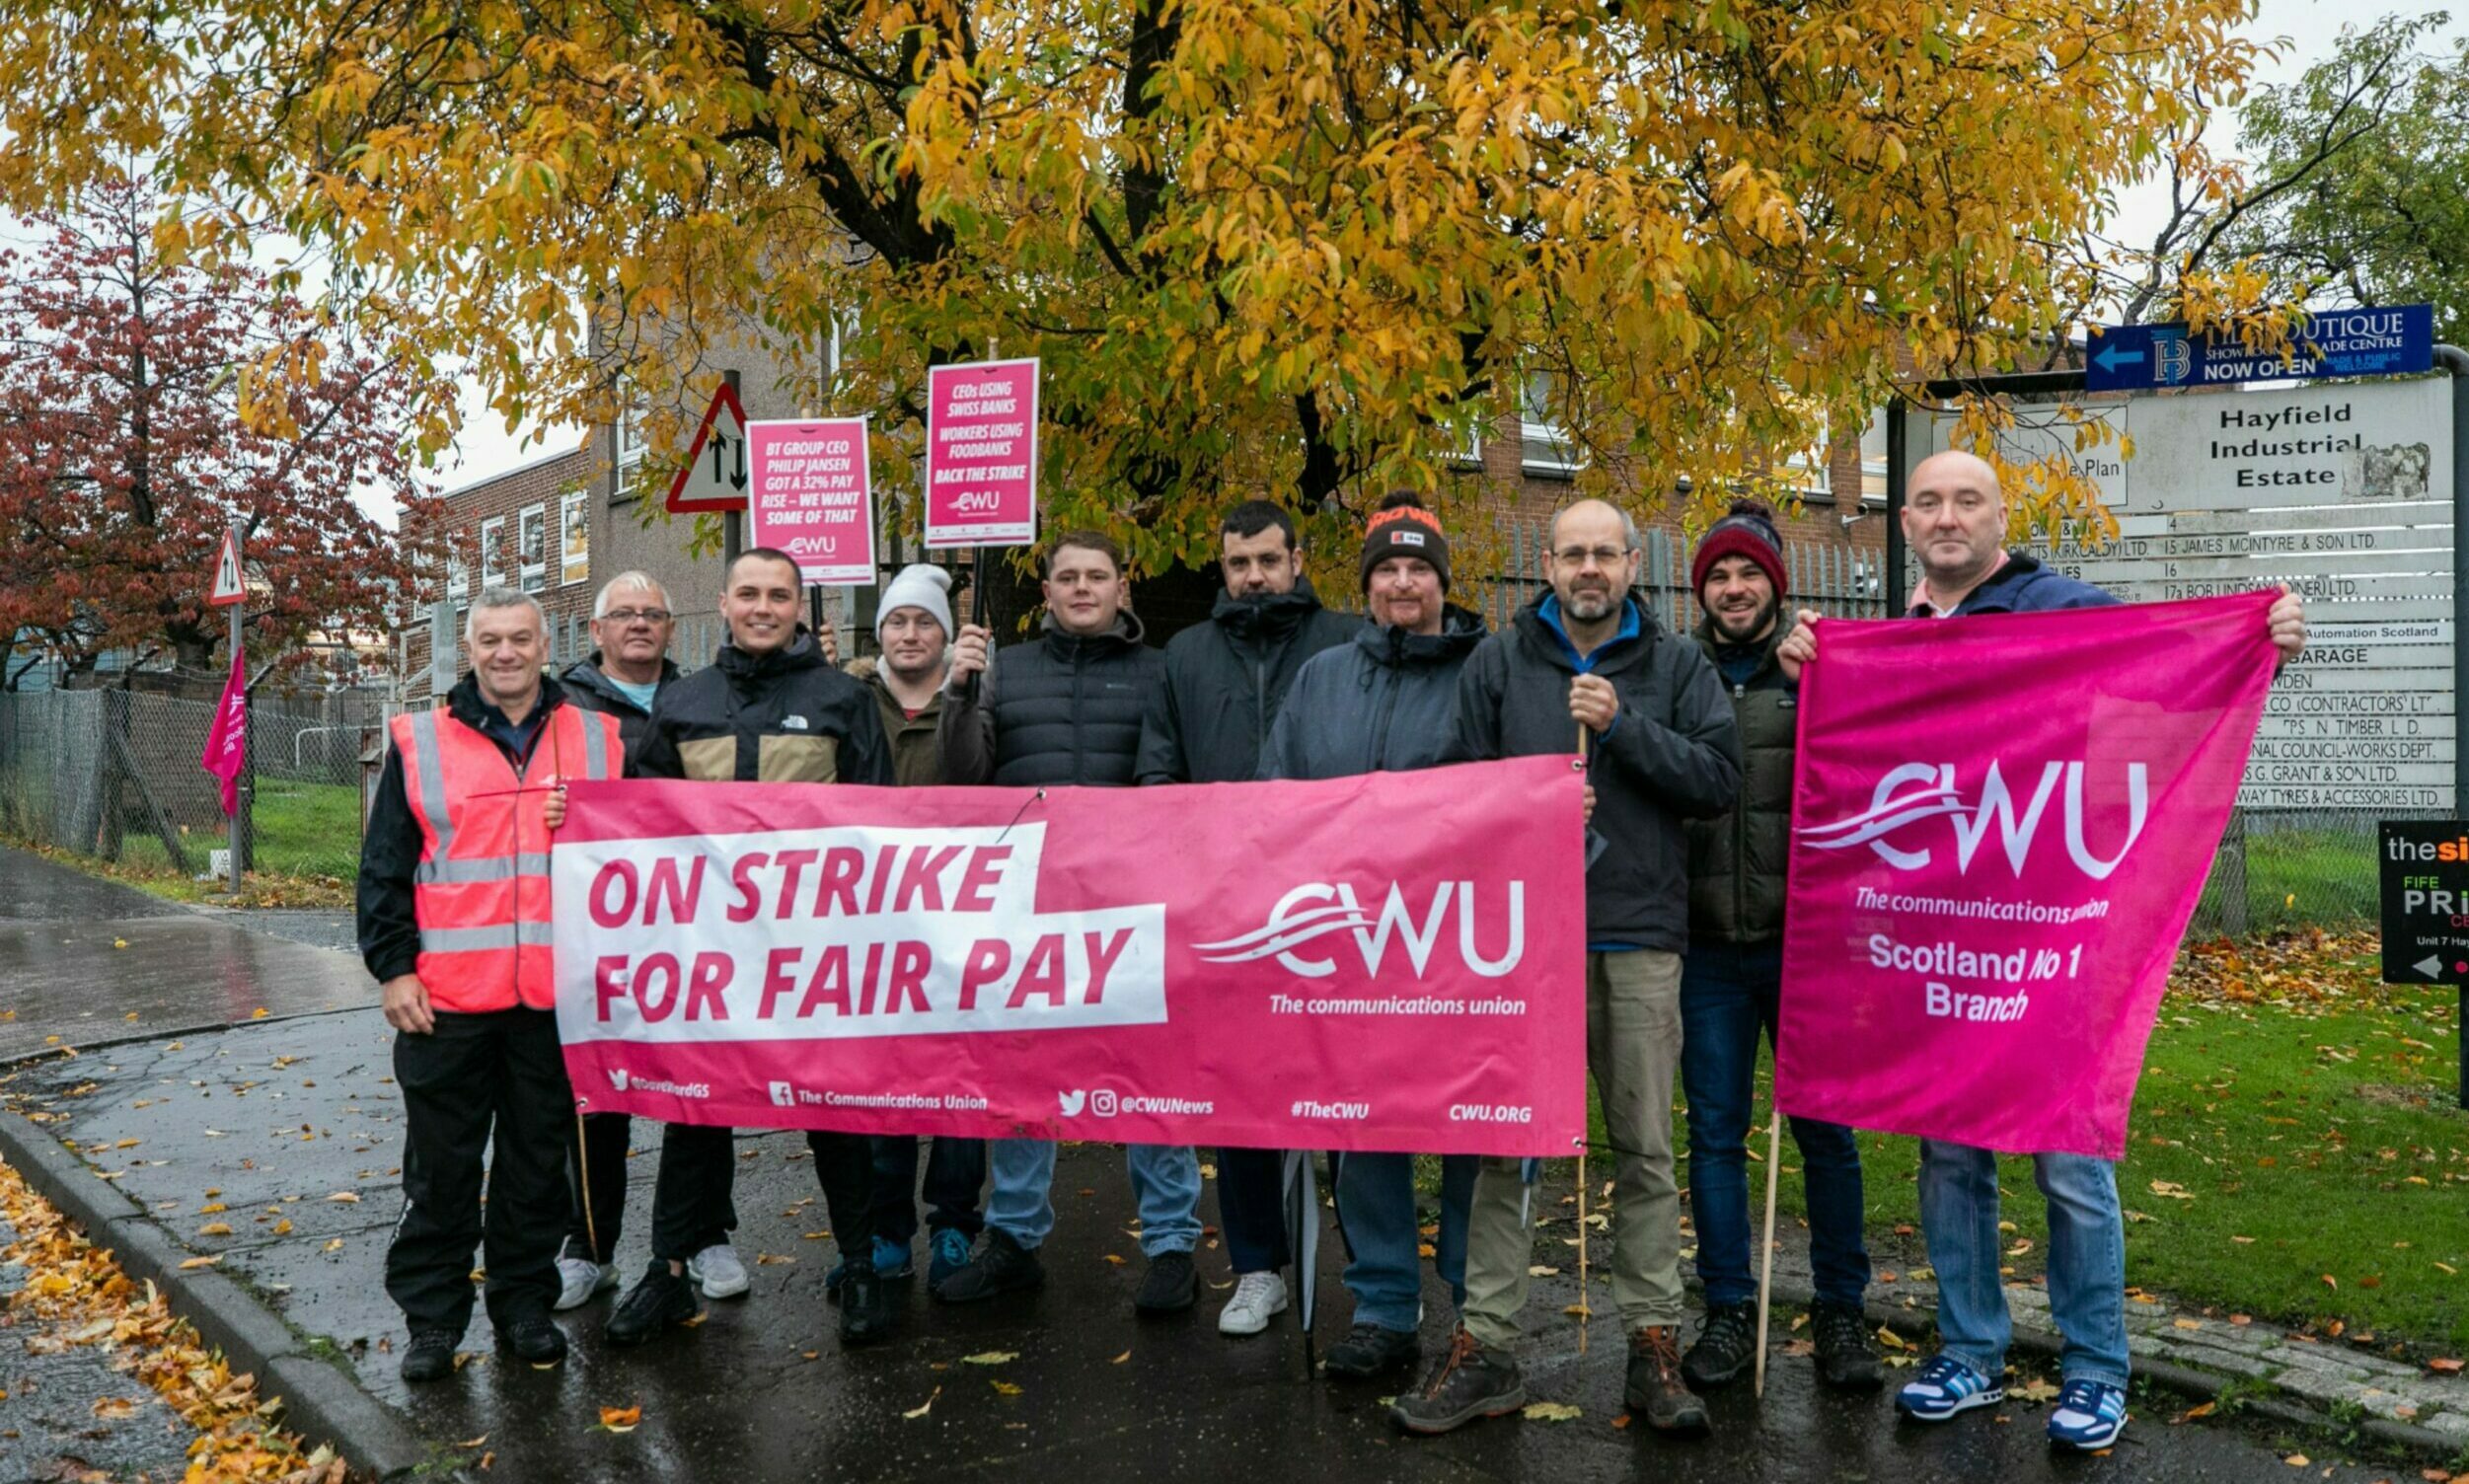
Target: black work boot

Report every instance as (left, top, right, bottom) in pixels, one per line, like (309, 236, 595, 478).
(840, 1264, 895, 1346)
(931, 1227, 1046, 1302)
(1134, 1250, 1197, 1313)
(1812, 1301, 1884, 1391)
(496, 1311, 567, 1368)
(1323, 1323, 1420, 1380)
(399, 1329, 459, 1383)
(1681, 1300, 1758, 1389)
(1389, 1327, 1527, 1436)
(1626, 1325, 1712, 1435)
(606, 1260, 705, 1346)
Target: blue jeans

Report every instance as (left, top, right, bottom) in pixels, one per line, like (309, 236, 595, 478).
(870, 1136, 986, 1246)
(1681, 940, 1870, 1309)
(987, 1138, 1203, 1256)
(1334, 1151, 1476, 1333)
(1918, 1141, 2130, 1387)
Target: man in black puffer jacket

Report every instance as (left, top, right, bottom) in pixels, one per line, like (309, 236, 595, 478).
(935, 530, 1203, 1316)
(603, 549, 899, 1352)
(1137, 498, 1358, 1340)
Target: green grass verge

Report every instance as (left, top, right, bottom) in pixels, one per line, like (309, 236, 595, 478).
(2196, 828, 2375, 933)
(112, 779, 362, 884)
(1608, 932, 2469, 1350)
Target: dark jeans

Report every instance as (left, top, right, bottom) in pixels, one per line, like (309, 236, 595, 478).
(564, 1111, 631, 1265)
(870, 1136, 987, 1246)
(1681, 939, 1872, 1310)
(386, 1008, 572, 1333)
(1216, 1147, 1290, 1274)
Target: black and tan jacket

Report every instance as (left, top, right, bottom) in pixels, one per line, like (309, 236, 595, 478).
(633, 631, 894, 787)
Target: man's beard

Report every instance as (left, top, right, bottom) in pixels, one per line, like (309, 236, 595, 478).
(1560, 584, 1620, 622)
(1712, 596, 1777, 642)
(884, 651, 943, 684)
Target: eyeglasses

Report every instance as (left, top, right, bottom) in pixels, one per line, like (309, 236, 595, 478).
(1552, 547, 1628, 567)
(601, 608, 672, 626)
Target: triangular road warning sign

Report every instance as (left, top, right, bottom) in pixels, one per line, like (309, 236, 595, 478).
(208, 529, 246, 607)
(665, 381, 752, 514)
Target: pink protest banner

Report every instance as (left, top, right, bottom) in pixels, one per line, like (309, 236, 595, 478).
(199, 641, 246, 816)
(1777, 593, 2278, 1160)
(923, 357, 1038, 549)
(551, 758, 1585, 1154)
(746, 417, 875, 584)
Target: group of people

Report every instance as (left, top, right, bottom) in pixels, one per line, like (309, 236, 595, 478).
(356, 448, 2308, 1451)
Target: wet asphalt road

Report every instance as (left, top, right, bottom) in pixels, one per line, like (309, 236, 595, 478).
(0, 847, 2422, 1482)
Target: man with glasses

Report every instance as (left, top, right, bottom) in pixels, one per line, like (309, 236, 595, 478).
(550, 571, 680, 1310)
(1394, 499, 1740, 1440)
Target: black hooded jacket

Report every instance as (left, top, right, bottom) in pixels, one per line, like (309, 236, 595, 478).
(1138, 578, 1361, 784)
(633, 630, 893, 786)
(1259, 605, 1485, 780)
(1453, 596, 1742, 951)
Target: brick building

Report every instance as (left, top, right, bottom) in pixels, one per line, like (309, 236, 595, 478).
(399, 349, 1892, 689)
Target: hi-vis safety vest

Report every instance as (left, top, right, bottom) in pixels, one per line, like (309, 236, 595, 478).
(390, 701, 620, 1012)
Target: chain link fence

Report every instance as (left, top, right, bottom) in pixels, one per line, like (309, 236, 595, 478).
(0, 684, 391, 883)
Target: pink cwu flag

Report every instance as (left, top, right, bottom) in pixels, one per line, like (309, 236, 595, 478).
(1777, 592, 2278, 1160)
(200, 642, 246, 817)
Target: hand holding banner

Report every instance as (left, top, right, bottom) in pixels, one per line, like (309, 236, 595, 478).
(1777, 593, 2278, 1159)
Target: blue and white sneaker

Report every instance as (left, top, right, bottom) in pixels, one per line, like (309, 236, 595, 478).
(1895, 1354, 2004, 1421)
(872, 1235, 915, 1280)
(2046, 1377, 2128, 1449)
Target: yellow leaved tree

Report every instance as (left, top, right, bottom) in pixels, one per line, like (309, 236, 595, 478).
(0, 0, 2268, 567)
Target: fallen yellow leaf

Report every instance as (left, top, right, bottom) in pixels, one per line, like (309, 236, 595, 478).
(325, 1191, 361, 1204)
(962, 1351, 1019, 1365)
(1521, 1401, 1582, 1422)
(904, 1387, 941, 1419)
(599, 1404, 642, 1433)
(991, 1380, 1023, 1396)
(178, 1255, 221, 1270)
(1110, 1350, 1131, 1364)
(198, 1223, 233, 1236)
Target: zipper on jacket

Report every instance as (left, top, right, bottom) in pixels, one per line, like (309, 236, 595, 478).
(1732, 681, 1749, 938)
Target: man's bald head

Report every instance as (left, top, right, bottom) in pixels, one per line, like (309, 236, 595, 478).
(1904, 448, 2011, 601)
(1548, 498, 1641, 555)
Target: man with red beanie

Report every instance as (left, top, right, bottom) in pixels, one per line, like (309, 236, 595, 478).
(1675, 500, 1877, 1395)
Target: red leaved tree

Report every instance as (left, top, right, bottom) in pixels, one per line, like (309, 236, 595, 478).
(0, 177, 440, 688)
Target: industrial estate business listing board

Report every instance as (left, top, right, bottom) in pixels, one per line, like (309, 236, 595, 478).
(1911, 376, 2455, 814)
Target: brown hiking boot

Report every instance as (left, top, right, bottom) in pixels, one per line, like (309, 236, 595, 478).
(1625, 1325, 1711, 1435)
(1389, 1326, 1527, 1436)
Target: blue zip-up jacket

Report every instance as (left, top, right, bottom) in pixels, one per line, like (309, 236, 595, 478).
(1257, 604, 1486, 780)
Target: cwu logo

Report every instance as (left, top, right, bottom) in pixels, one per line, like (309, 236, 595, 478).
(1799, 760, 2148, 879)
(1194, 881, 1525, 980)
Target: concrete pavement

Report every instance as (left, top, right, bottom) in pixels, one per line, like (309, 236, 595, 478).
(0, 846, 2446, 1481)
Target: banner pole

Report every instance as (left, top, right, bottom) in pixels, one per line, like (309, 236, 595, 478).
(1753, 1105, 1782, 1398)
(1574, 721, 1590, 1354)
(227, 519, 244, 895)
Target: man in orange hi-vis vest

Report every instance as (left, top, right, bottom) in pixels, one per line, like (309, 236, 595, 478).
(356, 587, 622, 1383)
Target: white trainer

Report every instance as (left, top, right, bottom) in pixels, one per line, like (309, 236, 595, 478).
(1218, 1271, 1289, 1336)
(553, 1256, 615, 1311)
(686, 1242, 751, 1299)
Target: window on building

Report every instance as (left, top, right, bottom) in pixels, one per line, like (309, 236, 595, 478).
(561, 489, 590, 586)
(1520, 371, 1584, 476)
(1857, 405, 1890, 505)
(479, 517, 506, 588)
(612, 403, 649, 505)
(518, 503, 548, 593)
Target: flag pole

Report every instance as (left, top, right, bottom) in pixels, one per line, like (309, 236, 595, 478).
(1753, 1105, 1783, 1397)
(226, 519, 244, 894)
(1574, 722, 1589, 1354)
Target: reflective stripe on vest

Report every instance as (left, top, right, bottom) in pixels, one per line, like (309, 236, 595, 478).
(394, 701, 620, 1012)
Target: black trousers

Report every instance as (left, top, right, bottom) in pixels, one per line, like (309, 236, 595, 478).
(645, 1125, 879, 1264)
(564, 1111, 632, 1265)
(386, 1007, 571, 1334)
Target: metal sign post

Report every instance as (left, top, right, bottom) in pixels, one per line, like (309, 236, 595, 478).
(222, 522, 244, 892)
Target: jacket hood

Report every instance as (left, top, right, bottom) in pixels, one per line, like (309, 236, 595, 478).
(1353, 602, 1487, 669)
(714, 629, 827, 687)
(560, 653, 680, 706)
(1209, 575, 1328, 643)
(1037, 609, 1148, 657)
(1512, 593, 1662, 674)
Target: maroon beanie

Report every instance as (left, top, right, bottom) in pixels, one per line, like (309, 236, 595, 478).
(1691, 499, 1788, 599)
